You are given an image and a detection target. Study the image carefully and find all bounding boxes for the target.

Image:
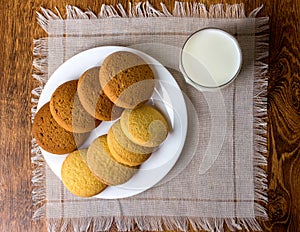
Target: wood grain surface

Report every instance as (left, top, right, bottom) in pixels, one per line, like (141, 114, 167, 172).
(0, 0, 299, 231)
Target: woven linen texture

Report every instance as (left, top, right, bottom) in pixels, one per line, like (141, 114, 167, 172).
(32, 2, 269, 231)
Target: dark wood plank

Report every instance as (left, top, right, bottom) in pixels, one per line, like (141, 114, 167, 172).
(264, 0, 300, 231)
(0, 1, 44, 231)
(0, 0, 299, 231)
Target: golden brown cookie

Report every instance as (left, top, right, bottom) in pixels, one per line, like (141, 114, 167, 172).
(78, 67, 123, 121)
(120, 105, 169, 147)
(99, 51, 155, 109)
(87, 135, 137, 186)
(32, 103, 87, 154)
(50, 80, 101, 133)
(107, 120, 153, 167)
(61, 149, 107, 197)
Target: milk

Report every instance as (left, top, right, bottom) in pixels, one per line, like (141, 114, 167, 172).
(181, 28, 242, 89)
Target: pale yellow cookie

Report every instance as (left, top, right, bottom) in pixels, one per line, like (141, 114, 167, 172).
(120, 105, 169, 147)
(61, 149, 107, 197)
(107, 120, 153, 167)
(86, 135, 137, 186)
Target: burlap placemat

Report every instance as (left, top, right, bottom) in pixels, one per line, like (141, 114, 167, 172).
(32, 2, 269, 231)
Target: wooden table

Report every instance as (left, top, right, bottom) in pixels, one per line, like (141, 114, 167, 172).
(0, 0, 299, 231)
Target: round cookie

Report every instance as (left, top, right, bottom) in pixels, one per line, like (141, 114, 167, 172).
(50, 80, 101, 133)
(61, 149, 107, 197)
(99, 51, 155, 109)
(32, 103, 87, 154)
(78, 66, 123, 121)
(120, 105, 169, 147)
(87, 135, 137, 186)
(107, 120, 153, 167)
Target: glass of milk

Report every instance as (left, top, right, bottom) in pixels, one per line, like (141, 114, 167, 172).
(180, 28, 242, 91)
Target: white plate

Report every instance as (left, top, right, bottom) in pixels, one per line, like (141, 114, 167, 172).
(37, 46, 188, 199)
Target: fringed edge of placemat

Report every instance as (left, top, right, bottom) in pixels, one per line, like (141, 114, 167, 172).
(32, 38, 48, 220)
(253, 15, 269, 222)
(36, 1, 248, 33)
(32, 2, 269, 231)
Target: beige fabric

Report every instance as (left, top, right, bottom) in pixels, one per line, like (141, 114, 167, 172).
(32, 3, 269, 231)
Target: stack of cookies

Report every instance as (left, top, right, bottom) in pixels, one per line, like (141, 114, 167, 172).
(33, 51, 169, 197)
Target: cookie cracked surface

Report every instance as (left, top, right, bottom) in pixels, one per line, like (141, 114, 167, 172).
(87, 135, 137, 186)
(120, 105, 169, 147)
(99, 51, 155, 109)
(78, 67, 123, 121)
(50, 80, 101, 133)
(107, 120, 153, 167)
(61, 149, 107, 197)
(32, 103, 86, 154)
